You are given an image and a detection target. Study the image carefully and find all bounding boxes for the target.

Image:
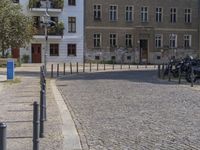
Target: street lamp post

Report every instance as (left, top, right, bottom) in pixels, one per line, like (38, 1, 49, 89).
(42, 0, 50, 75)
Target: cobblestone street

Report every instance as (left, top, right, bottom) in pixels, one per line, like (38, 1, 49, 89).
(57, 70, 200, 150)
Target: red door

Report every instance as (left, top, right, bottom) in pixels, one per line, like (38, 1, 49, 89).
(32, 44, 41, 63)
(12, 48, 20, 59)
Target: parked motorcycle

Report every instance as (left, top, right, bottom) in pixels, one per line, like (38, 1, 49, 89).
(164, 56, 200, 83)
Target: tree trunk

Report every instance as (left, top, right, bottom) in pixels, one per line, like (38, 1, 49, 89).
(2, 50, 5, 58)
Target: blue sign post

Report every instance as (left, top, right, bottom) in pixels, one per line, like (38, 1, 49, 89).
(7, 59, 15, 80)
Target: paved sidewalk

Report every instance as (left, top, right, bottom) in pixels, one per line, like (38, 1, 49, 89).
(0, 67, 63, 150)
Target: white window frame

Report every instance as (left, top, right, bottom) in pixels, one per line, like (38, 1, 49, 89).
(110, 33, 118, 48)
(93, 33, 102, 48)
(141, 6, 148, 22)
(156, 7, 163, 23)
(109, 5, 118, 21)
(170, 8, 177, 23)
(184, 35, 192, 48)
(125, 34, 133, 48)
(94, 4, 102, 20)
(155, 34, 163, 48)
(125, 5, 134, 22)
(169, 34, 177, 48)
(185, 8, 192, 23)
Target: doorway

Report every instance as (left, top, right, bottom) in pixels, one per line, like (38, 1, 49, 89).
(31, 44, 41, 63)
(140, 39, 148, 64)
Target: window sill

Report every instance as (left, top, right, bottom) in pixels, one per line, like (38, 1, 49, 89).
(94, 19, 102, 21)
(68, 31, 76, 33)
(93, 47, 101, 49)
(50, 55, 59, 57)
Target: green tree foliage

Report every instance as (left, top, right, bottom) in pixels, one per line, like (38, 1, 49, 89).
(0, 0, 34, 57)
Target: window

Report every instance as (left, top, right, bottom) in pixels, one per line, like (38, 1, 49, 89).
(185, 8, 192, 23)
(51, 17, 58, 23)
(125, 34, 133, 48)
(110, 33, 117, 47)
(68, 44, 76, 56)
(95, 56, 100, 60)
(68, 0, 76, 5)
(184, 35, 192, 48)
(127, 56, 131, 60)
(125, 6, 133, 22)
(13, 0, 19, 3)
(141, 7, 148, 22)
(170, 8, 177, 23)
(156, 7, 162, 22)
(109, 5, 118, 21)
(169, 34, 177, 48)
(50, 44, 59, 56)
(94, 33, 101, 48)
(111, 56, 116, 60)
(94, 5, 101, 20)
(33, 16, 40, 28)
(155, 34, 163, 48)
(68, 17, 76, 33)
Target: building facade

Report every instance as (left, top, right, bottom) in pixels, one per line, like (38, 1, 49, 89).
(85, 0, 200, 64)
(13, 0, 84, 63)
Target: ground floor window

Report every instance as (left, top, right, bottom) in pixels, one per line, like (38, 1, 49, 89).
(125, 34, 133, 48)
(169, 34, 177, 48)
(50, 44, 59, 56)
(184, 35, 192, 49)
(68, 44, 76, 56)
(155, 34, 163, 48)
(94, 33, 101, 48)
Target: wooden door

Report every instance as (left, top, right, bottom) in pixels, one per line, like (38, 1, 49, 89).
(12, 48, 20, 59)
(32, 44, 41, 63)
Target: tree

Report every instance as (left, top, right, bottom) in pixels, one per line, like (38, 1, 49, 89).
(0, 0, 34, 57)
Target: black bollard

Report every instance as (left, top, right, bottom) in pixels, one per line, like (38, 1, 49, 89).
(112, 60, 114, 70)
(83, 62, 85, 72)
(191, 67, 194, 87)
(40, 90, 45, 138)
(137, 64, 139, 69)
(70, 62, 72, 74)
(0, 123, 6, 150)
(129, 64, 130, 69)
(168, 65, 171, 81)
(57, 64, 59, 77)
(40, 66, 42, 81)
(33, 102, 39, 150)
(63, 63, 66, 75)
(97, 62, 99, 71)
(90, 62, 92, 72)
(76, 62, 79, 73)
(104, 62, 105, 70)
(162, 64, 165, 79)
(158, 64, 161, 78)
(178, 67, 181, 84)
(51, 64, 53, 78)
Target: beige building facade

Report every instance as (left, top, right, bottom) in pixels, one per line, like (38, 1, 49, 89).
(85, 0, 200, 64)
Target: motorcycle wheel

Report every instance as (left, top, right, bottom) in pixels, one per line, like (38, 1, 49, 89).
(172, 71, 179, 78)
(185, 74, 196, 83)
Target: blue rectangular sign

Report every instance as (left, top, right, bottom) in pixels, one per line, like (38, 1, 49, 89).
(7, 59, 15, 80)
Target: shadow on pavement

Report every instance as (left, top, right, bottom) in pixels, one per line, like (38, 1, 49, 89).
(57, 70, 180, 85)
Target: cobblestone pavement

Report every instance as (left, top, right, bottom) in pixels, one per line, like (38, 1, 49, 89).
(0, 70, 63, 149)
(57, 70, 200, 150)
